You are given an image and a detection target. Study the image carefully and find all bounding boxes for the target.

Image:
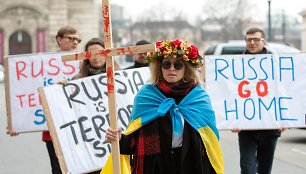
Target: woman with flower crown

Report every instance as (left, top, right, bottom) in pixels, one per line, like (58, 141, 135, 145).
(104, 39, 224, 174)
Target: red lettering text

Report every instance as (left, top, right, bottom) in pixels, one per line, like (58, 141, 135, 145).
(256, 81, 269, 97)
(16, 61, 27, 80)
(238, 80, 251, 98)
(31, 60, 44, 78)
(48, 58, 60, 76)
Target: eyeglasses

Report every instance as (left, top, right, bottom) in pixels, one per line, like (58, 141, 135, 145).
(245, 37, 263, 43)
(161, 60, 184, 70)
(63, 36, 82, 43)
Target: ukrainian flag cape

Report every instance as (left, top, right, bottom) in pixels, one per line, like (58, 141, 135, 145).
(101, 84, 224, 174)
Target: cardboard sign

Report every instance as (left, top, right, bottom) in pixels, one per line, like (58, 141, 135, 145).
(205, 53, 306, 130)
(39, 67, 150, 174)
(5, 52, 79, 133)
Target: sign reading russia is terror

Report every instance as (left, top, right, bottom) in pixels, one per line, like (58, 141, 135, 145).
(38, 67, 150, 174)
(205, 53, 306, 130)
(5, 52, 79, 133)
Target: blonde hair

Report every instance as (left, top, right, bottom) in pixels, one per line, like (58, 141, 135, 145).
(149, 59, 200, 84)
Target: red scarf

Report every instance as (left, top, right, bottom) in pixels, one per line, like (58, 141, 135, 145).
(156, 80, 195, 98)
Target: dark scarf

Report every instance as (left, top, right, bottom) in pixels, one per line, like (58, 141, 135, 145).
(131, 80, 195, 174)
(87, 64, 106, 76)
(243, 47, 268, 54)
(133, 61, 149, 68)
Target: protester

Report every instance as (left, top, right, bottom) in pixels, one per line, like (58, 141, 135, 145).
(125, 40, 151, 69)
(43, 25, 81, 174)
(104, 39, 224, 174)
(232, 27, 285, 174)
(57, 37, 121, 174)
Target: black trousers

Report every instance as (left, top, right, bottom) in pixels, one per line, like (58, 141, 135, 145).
(46, 141, 62, 174)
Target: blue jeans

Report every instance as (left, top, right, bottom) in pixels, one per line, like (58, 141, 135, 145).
(238, 130, 279, 174)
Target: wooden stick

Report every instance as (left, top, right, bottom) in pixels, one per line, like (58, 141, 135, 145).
(38, 87, 68, 174)
(61, 44, 155, 62)
(102, 0, 121, 174)
(4, 57, 13, 132)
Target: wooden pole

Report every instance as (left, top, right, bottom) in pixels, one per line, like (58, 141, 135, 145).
(102, 0, 121, 174)
(4, 57, 12, 132)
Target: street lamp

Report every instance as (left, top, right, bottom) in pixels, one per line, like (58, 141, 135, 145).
(268, 0, 272, 41)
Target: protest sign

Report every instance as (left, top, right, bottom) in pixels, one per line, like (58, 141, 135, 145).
(205, 53, 306, 130)
(38, 67, 150, 174)
(5, 52, 79, 133)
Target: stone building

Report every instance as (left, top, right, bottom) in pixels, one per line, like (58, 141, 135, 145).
(0, 0, 100, 64)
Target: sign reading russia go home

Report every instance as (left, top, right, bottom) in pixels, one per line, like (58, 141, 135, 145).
(5, 52, 79, 133)
(205, 53, 306, 130)
(38, 67, 150, 174)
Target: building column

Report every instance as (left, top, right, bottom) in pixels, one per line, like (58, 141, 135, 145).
(47, 0, 68, 52)
(301, 10, 306, 52)
(0, 29, 3, 64)
(36, 29, 46, 52)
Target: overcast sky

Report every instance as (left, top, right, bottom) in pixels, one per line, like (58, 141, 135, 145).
(108, 0, 306, 23)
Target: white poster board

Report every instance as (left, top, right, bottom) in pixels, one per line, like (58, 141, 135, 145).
(6, 52, 79, 133)
(39, 67, 150, 174)
(205, 53, 306, 130)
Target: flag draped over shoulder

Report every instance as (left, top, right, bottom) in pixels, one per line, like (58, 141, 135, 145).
(101, 84, 224, 174)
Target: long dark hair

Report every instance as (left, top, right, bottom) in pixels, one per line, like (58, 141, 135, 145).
(85, 38, 105, 51)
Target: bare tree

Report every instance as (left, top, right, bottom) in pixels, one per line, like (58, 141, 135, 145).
(198, 0, 256, 41)
(136, 4, 187, 22)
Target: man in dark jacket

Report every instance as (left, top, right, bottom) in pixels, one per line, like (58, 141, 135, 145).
(125, 40, 151, 69)
(234, 27, 284, 174)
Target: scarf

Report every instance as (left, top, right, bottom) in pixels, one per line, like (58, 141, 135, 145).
(88, 64, 106, 76)
(156, 80, 194, 98)
(129, 80, 195, 173)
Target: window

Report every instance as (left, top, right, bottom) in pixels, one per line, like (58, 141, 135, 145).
(9, 30, 32, 55)
(221, 46, 245, 55)
(204, 45, 217, 55)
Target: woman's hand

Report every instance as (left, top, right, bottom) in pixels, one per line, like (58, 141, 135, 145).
(279, 127, 286, 132)
(6, 127, 19, 137)
(231, 128, 241, 133)
(57, 78, 69, 86)
(105, 128, 122, 143)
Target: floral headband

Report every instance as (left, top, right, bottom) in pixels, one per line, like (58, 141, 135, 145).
(145, 39, 204, 68)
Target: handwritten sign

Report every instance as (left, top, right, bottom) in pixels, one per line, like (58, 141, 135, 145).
(6, 52, 79, 133)
(39, 67, 150, 174)
(205, 53, 306, 130)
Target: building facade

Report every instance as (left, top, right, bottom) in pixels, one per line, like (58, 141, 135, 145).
(0, 0, 100, 64)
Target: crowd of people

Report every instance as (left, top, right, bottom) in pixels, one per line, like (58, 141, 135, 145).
(5, 25, 286, 174)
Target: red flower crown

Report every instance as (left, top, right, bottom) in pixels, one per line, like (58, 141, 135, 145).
(146, 39, 204, 68)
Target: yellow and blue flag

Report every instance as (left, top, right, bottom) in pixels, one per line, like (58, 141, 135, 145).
(101, 84, 224, 174)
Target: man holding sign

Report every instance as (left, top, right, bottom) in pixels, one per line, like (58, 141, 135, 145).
(232, 27, 284, 174)
(43, 25, 81, 174)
